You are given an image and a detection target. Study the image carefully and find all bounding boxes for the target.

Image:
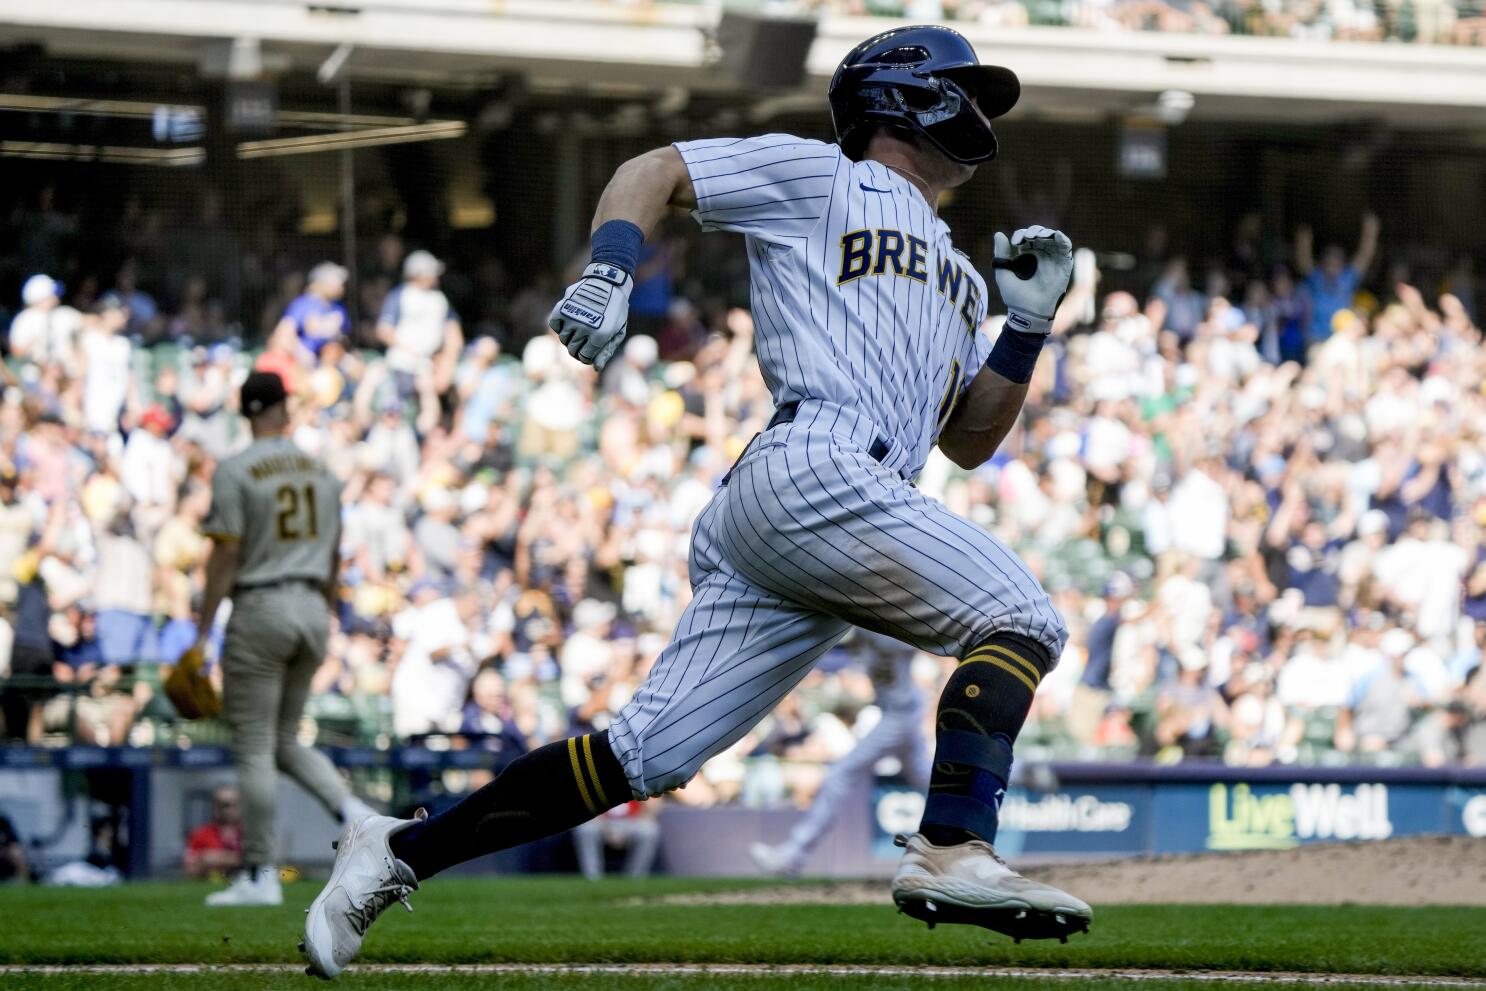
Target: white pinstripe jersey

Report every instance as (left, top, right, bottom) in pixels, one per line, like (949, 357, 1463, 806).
(675, 133, 992, 477)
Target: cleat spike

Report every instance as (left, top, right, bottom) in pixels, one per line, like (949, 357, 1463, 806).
(331, 840, 339, 850)
(1014, 937, 1022, 944)
(926, 922, 935, 930)
(298, 941, 306, 953)
(1060, 936, 1068, 944)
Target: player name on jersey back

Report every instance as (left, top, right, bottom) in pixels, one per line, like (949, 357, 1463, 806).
(246, 451, 322, 482)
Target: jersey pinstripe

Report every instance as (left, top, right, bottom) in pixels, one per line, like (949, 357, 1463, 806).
(677, 134, 990, 478)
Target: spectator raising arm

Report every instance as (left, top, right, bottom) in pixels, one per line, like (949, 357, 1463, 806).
(269, 312, 301, 358)
(1293, 224, 1315, 276)
(1466, 557, 1486, 600)
(433, 316, 464, 397)
(1353, 212, 1381, 276)
(191, 537, 240, 657)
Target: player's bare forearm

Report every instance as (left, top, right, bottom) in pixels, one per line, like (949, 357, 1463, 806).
(591, 146, 695, 236)
(325, 542, 341, 612)
(937, 365, 1028, 469)
(551, 146, 692, 367)
(194, 540, 240, 648)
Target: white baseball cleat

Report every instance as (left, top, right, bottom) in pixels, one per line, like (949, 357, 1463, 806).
(748, 841, 802, 878)
(340, 797, 377, 826)
(301, 810, 424, 979)
(205, 866, 283, 907)
(891, 832, 1091, 943)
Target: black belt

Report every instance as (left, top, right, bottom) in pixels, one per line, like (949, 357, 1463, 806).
(234, 577, 324, 593)
(722, 402, 893, 486)
(766, 402, 892, 463)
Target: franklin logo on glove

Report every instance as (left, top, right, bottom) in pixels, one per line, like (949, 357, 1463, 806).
(559, 300, 604, 328)
(548, 220, 642, 369)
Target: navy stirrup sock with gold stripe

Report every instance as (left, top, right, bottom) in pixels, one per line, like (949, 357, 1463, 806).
(390, 732, 631, 879)
(920, 633, 1051, 848)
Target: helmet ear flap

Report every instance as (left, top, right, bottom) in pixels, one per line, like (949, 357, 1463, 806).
(838, 124, 870, 162)
(839, 122, 920, 162)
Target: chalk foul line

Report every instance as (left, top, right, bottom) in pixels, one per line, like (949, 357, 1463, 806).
(0, 964, 1482, 985)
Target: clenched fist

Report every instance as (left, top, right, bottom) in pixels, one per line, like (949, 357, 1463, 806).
(548, 263, 633, 368)
(993, 226, 1073, 336)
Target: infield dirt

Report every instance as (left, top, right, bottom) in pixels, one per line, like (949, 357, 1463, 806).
(652, 836, 1486, 907)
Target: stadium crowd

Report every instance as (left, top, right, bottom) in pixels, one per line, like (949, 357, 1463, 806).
(0, 190, 1483, 809)
(710, 0, 1486, 45)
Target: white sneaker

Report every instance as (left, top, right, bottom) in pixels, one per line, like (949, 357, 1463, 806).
(301, 811, 424, 979)
(205, 866, 284, 907)
(891, 832, 1091, 943)
(749, 842, 801, 877)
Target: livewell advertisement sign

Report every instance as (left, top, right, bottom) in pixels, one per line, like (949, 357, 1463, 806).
(1173, 782, 1454, 852)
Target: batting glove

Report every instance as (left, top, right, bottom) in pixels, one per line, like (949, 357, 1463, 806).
(548, 262, 633, 369)
(994, 226, 1074, 336)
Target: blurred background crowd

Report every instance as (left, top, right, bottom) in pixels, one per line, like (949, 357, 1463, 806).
(1, 176, 1483, 793)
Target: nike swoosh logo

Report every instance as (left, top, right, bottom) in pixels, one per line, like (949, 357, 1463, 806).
(859, 182, 892, 193)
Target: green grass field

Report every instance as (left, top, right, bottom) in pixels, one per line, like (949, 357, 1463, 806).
(0, 877, 1480, 991)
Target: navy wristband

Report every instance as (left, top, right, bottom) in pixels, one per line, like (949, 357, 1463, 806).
(985, 328, 1047, 385)
(591, 219, 645, 274)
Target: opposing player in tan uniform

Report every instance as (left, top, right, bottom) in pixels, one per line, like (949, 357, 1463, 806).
(194, 371, 372, 907)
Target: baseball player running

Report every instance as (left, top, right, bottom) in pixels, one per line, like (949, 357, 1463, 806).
(196, 372, 372, 906)
(750, 630, 930, 877)
(303, 25, 1089, 976)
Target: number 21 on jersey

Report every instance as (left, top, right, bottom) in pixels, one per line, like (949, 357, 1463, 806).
(276, 483, 319, 540)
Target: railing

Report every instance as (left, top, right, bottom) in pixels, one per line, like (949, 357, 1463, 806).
(822, 0, 1486, 46)
(327, 0, 1486, 46)
(9, 0, 1481, 53)
(321, 0, 1486, 46)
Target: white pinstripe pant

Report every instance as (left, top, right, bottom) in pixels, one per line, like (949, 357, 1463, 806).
(608, 401, 1067, 799)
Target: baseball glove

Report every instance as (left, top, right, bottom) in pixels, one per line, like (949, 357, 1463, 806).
(165, 643, 222, 720)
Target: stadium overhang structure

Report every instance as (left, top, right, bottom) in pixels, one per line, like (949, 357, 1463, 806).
(1, 0, 1485, 129)
(0, 91, 467, 167)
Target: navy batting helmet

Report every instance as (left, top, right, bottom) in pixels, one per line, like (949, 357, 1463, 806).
(828, 25, 1019, 165)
